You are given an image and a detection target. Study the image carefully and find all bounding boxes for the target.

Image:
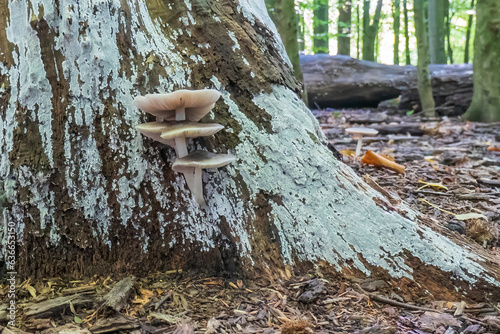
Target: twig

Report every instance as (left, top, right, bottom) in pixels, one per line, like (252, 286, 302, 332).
(356, 284, 440, 313)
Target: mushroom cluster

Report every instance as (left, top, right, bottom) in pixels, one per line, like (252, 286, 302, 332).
(134, 89, 235, 207)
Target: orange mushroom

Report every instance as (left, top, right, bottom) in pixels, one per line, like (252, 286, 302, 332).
(361, 150, 405, 174)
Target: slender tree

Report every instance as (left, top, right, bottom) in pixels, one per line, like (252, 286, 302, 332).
(403, 0, 411, 64)
(414, 0, 436, 116)
(357, 0, 361, 58)
(465, 0, 500, 121)
(313, 0, 329, 53)
(1, 0, 499, 303)
(428, 0, 447, 64)
(393, 0, 401, 64)
(362, 0, 384, 61)
(464, 0, 475, 63)
(338, 0, 352, 55)
(445, 0, 454, 63)
(265, 0, 304, 81)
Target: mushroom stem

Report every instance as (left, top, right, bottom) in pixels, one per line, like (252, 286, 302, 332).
(355, 137, 363, 156)
(174, 137, 188, 158)
(192, 166, 206, 207)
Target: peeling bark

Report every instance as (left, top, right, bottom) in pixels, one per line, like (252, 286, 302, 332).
(0, 0, 499, 302)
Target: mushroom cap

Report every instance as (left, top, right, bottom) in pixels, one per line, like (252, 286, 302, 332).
(133, 89, 221, 121)
(136, 122, 173, 146)
(345, 127, 379, 136)
(172, 151, 235, 173)
(160, 122, 224, 140)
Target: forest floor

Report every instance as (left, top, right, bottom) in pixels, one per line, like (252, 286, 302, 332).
(1, 110, 500, 334)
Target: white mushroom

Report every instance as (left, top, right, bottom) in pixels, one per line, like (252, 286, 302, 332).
(135, 122, 174, 146)
(345, 127, 379, 156)
(133, 89, 221, 121)
(172, 151, 235, 207)
(134, 90, 221, 158)
(160, 122, 224, 158)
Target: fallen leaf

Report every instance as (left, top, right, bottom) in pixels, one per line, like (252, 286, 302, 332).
(361, 151, 405, 174)
(25, 284, 37, 298)
(488, 146, 500, 151)
(340, 149, 356, 157)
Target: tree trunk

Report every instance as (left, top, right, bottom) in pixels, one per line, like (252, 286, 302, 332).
(393, 0, 401, 64)
(362, 0, 383, 61)
(313, 0, 329, 53)
(338, 0, 352, 56)
(265, 0, 304, 81)
(445, 0, 454, 64)
(428, 0, 447, 64)
(298, 10, 306, 52)
(403, 0, 411, 64)
(464, 0, 475, 64)
(300, 54, 472, 114)
(414, 0, 436, 116)
(1, 0, 499, 301)
(465, 0, 500, 122)
(357, 0, 361, 58)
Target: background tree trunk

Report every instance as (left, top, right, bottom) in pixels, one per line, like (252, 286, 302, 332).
(428, 0, 447, 64)
(265, 0, 304, 81)
(393, 0, 401, 64)
(338, 0, 352, 56)
(445, 0, 454, 63)
(313, 0, 330, 53)
(464, 0, 475, 64)
(1, 0, 499, 301)
(403, 0, 411, 64)
(362, 0, 383, 61)
(414, 0, 436, 116)
(357, 0, 361, 58)
(465, 0, 500, 121)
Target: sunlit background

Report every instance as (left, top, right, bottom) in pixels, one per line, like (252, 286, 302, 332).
(297, 0, 475, 65)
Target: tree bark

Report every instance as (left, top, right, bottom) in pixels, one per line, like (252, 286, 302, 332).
(300, 54, 472, 113)
(464, 0, 475, 64)
(414, 0, 436, 116)
(338, 0, 352, 56)
(0, 0, 499, 301)
(393, 0, 401, 64)
(465, 0, 500, 122)
(362, 0, 383, 61)
(403, 0, 411, 64)
(313, 0, 329, 53)
(428, 0, 447, 64)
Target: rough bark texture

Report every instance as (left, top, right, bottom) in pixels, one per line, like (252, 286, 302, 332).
(362, 0, 383, 61)
(337, 0, 351, 56)
(0, 0, 499, 302)
(313, 0, 329, 53)
(414, 0, 436, 116)
(300, 54, 472, 114)
(465, 0, 500, 122)
(428, 0, 447, 64)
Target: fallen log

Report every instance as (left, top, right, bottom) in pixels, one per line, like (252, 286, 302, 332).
(300, 54, 472, 114)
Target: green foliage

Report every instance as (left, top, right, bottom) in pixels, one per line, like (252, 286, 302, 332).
(295, 0, 476, 63)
